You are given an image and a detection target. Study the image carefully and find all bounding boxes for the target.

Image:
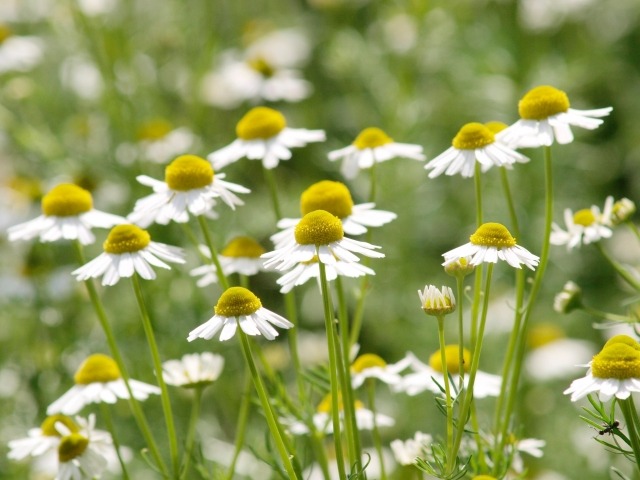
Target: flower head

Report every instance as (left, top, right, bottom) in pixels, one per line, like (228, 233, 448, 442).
(390, 431, 434, 466)
(425, 122, 529, 178)
(71, 224, 186, 286)
(55, 415, 110, 480)
(187, 286, 294, 341)
(8, 415, 80, 462)
(611, 197, 636, 225)
(550, 196, 614, 250)
(444, 256, 475, 279)
(418, 285, 456, 316)
(207, 106, 325, 170)
(134, 119, 197, 164)
(0, 27, 43, 74)
(47, 354, 160, 415)
(328, 127, 425, 179)
(499, 85, 613, 148)
(350, 353, 412, 389)
(553, 281, 583, 314)
(443, 222, 539, 270)
(8, 183, 125, 245)
(162, 352, 225, 389)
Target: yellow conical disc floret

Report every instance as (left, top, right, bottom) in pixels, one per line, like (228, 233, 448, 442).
(351, 353, 387, 373)
(353, 127, 393, 149)
(215, 287, 262, 317)
(248, 57, 275, 77)
(41, 184, 93, 217)
(472, 476, 498, 480)
(429, 345, 471, 374)
(165, 155, 214, 191)
(603, 335, 640, 351)
(40, 415, 80, 437)
(527, 323, 565, 349)
(591, 343, 640, 379)
(74, 354, 121, 385)
(103, 224, 151, 254)
(236, 107, 286, 140)
(573, 209, 596, 227)
(294, 210, 344, 246)
(58, 433, 89, 462)
(451, 123, 495, 150)
(221, 236, 265, 258)
(518, 86, 570, 120)
(136, 118, 172, 141)
(470, 222, 516, 248)
(300, 180, 354, 219)
(484, 121, 508, 134)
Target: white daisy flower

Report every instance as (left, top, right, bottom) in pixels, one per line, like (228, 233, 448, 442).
(395, 349, 501, 398)
(499, 85, 612, 148)
(425, 122, 529, 179)
(0, 26, 43, 73)
(55, 416, 109, 480)
(350, 353, 412, 389)
(8, 415, 81, 461)
(7, 183, 125, 245)
(71, 223, 186, 286)
(136, 119, 198, 164)
(187, 286, 294, 342)
(207, 106, 325, 170)
(190, 236, 267, 287)
(328, 127, 425, 179)
(262, 210, 384, 272)
(564, 335, 640, 402)
(271, 180, 396, 248)
(390, 431, 434, 466)
(276, 256, 374, 294)
(47, 354, 160, 415)
(128, 154, 250, 228)
(162, 352, 225, 389)
(550, 196, 614, 250)
(442, 222, 540, 270)
(418, 285, 456, 317)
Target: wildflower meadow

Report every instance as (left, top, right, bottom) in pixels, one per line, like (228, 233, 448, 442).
(3, 1, 640, 479)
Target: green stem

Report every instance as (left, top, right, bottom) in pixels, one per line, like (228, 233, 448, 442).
(225, 372, 252, 480)
(366, 379, 387, 480)
(131, 274, 180, 479)
(582, 305, 632, 324)
(474, 162, 483, 226)
(455, 277, 465, 392)
(180, 387, 203, 480)
(263, 166, 283, 220)
(197, 215, 229, 290)
(101, 403, 130, 480)
(369, 160, 378, 203)
(620, 397, 640, 475)
(437, 316, 454, 474)
(594, 242, 640, 292)
(627, 221, 640, 243)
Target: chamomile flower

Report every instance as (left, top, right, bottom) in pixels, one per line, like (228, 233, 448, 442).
(56, 419, 109, 480)
(350, 353, 412, 389)
(190, 236, 267, 287)
(553, 281, 583, 314)
(207, 106, 325, 170)
(442, 222, 539, 270)
(611, 197, 636, 225)
(328, 127, 425, 179)
(0, 25, 43, 74)
(47, 354, 160, 415)
(418, 285, 456, 317)
(390, 431, 434, 466)
(135, 119, 198, 164)
(550, 196, 614, 250)
(271, 180, 396, 248)
(564, 336, 640, 401)
(425, 122, 529, 179)
(8, 415, 81, 461)
(71, 224, 186, 286)
(128, 154, 250, 228)
(162, 352, 225, 389)
(7, 183, 125, 245)
(499, 85, 612, 148)
(187, 286, 294, 342)
(262, 210, 384, 272)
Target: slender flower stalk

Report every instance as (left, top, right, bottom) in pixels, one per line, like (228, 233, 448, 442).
(225, 373, 252, 480)
(436, 315, 454, 468)
(100, 403, 130, 480)
(180, 386, 203, 480)
(196, 215, 229, 289)
(594, 242, 640, 292)
(619, 398, 640, 475)
(366, 378, 387, 480)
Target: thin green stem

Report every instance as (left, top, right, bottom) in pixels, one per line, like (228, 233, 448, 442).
(620, 397, 640, 475)
(437, 316, 454, 474)
(180, 387, 203, 480)
(594, 241, 640, 292)
(474, 162, 483, 227)
(369, 160, 378, 203)
(225, 372, 252, 480)
(101, 403, 130, 480)
(455, 277, 465, 391)
(582, 304, 631, 323)
(197, 215, 229, 290)
(627, 221, 640, 243)
(263, 166, 283, 220)
(366, 379, 387, 480)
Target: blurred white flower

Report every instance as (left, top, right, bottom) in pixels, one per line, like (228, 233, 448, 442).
(0, 26, 43, 73)
(390, 431, 433, 466)
(76, 0, 118, 16)
(162, 352, 225, 389)
(350, 353, 412, 389)
(59, 56, 104, 100)
(550, 196, 614, 250)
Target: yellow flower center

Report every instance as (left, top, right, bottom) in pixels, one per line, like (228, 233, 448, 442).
(351, 353, 387, 373)
(236, 106, 286, 140)
(165, 155, 214, 191)
(591, 343, 640, 379)
(74, 353, 121, 384)
(103, 224, 151, 254)
(0, 25, 12, 44)
(40, 415, 79, 437)
(612, 198, 636, 225)
(214, 286, 262, 317)
(472, 476, 498, 480)
(484, 121, 508, 134)
(221, 236, 265, 258)
(352, 127, 393, 149)
(573, 209, 596, 227)
(58, 433, 89, 463)
(294, 210, 344, 246)
(518, 85, 570, 120)
(300, 180, 354, 219)
(248, 57, 275, 77)
(41, 184, 93, 217)
(444, 257, 475, 278)
(429, 345, 471, 375)
(603, 335, 640, 351)
(136, 118, 173, 141)
(451, 123, 495, 150)
(469, 222, 516, 248)
(527, 323, 565, 349)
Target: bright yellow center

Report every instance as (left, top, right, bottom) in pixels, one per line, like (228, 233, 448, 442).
(103, 224, 150, 254)
(429, 345, 471, 374)
(603, 335, 640, 351)
(41, 184, 93, 217)
(248, 57, 275, 77)
(58, 433, 89, 463)
(518, 85, 570, 120)
(300, 180, 354, 219)
(573, 209, 596, 227)
(165, 155, 214, 191)
(294, 210, 344, 246)
(215, 287, 262, 317)
(444, 257, 475, 278)
(472, 476, 498, 480)
(236, 107, 286, 140)
(451, 123, 495, 150)
(221, 236, 265, 258)
(351, 353, 387, 373)
(484, 121, 508, 134)
(316, 393, 356, 413)
(469, 222, 516, 248)
(74, 353, 121, 384)
(527, 323, 565, 349)
(40, 415, 79, 437)
(591, 343, 640, 379)
(0, 25, 12, 44)
(353, 127, 393, 149)
(136, 118, 173, 141)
